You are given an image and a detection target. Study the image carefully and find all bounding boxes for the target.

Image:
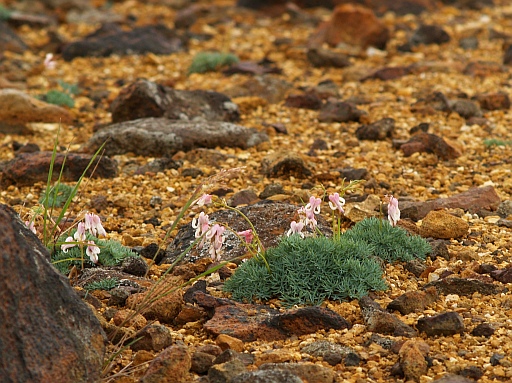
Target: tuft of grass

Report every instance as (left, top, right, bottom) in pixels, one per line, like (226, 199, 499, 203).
(224, 217, 431, 307)
(188, 52, 239, 75)
(85, 277, 119, 291)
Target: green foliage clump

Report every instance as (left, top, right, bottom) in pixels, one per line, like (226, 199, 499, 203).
(39, 184, 74, 208)
(85, 277, 119, 291)
(483, 138, 512, 148)
(43, 90, 75, 108)
(51, 229, 139, 274)
(224, 217, 431, 307)
(188, 52, 239, 75)
(342, 217, 431, 263)
(224, 235, 388, 307)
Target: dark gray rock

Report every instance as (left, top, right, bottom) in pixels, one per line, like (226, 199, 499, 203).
(191, 351, 215, 375)
(410, 24, 451, 46)
(62, 23, 186, 61)
(82, 118, 268, 157)
(110, 79, 240, 123)
(0, 204, 106, 383)
(318, 100, 364, 123)
(208, 359, 247, 383)
(355, 118, 394, 141)
(424, 276, 501, 296)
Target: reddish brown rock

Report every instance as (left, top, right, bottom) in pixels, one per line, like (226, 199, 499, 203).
(126, 278, 184, 324)
(332, 0, 435, 15)
(140, 345, 192, 383)
(474, 92, 510, 111)
(387, 286, 439, 315)
(0, 151, 118, 188)
(216, 334, 244, 352)
(359, 296, 418, 337)
(310, 4, 389, 50)
(400, 186, 501, 221)
(399, 340, 430, 382)
(196, 292, 350, 342)
(0, 204, 106, 383)
(420, 210, 469, 239)
(260, 362, 335, 383)
(400, 132, 461, 160)
(416, 312, 465, 337)
(0, 89, 73, 133)
(130, 324, 173, 352)
(362, 66, 411, 81)
(463, 61, 506, 77)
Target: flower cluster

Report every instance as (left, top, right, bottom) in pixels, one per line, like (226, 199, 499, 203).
(191, 194, 259, 262)
(61, 213, 106, 263)
(288, 193, 345, 238)
(192, 195, 227, 261)
(287, 189, 401, 238)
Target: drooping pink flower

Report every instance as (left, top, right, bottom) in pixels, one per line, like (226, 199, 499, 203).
(387, 195, 400, 227)
(25, 221, 37, 235)
(192, 212, 210, 238)
(287, 220, 305, 238)
(206, 224, 225, 261)
(328, 192, 345, 214)
(237, 229, 254, 244)
(86, 241, 100, 263)
(85, 213, 107, 237)
(75, 222, 86, 241)
(44, 53, 56, 70)
(305, 196, 322, 214)
(61, 236, 76, 253)
(304, 208, 318, 230)
(195, 194, 213, 207)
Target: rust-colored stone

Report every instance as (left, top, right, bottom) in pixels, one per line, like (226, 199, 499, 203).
(0, 204, 106, 383)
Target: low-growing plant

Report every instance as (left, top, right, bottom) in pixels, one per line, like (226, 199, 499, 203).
(51, 225, 139, 274)
(43, 90, 75, 108)
(85, 277, 119, 291)
(188, 52, 239, 74)
(224, 234, 388, 306)
(223, 191, 431, 306)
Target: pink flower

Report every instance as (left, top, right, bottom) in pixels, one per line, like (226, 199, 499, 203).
(86, 241, 100, 263)
(25, 221, 37, 235)
(192, 212, 210, 238)
(206, 224, 225, 261)
(387, 195, 400, 227)
(61, 236, 76, 253)
(85, 213, 106, 237)
(304, 208, 317, 230)
(44, 53, 56, 70)
(195, 194, 213, 207)
(328, 193, 345, 214)
(287, 221, 305, 238)
(237, 229, 253, 244)
(75, 222, 86, 241)
(305, 196, 322, 214)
